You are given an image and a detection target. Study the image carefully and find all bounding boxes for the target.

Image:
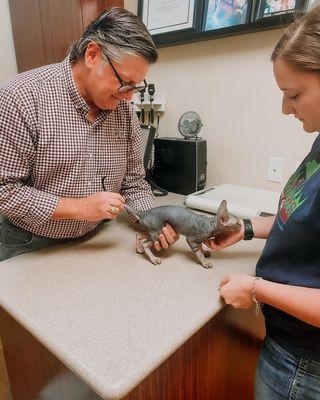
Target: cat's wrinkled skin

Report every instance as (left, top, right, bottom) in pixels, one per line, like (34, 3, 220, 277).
(125, 200, 241, 268)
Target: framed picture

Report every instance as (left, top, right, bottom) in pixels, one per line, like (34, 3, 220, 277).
(139, 0, 198, 36)
(203, 0, 252, 31)
(254, 0, 299, 19)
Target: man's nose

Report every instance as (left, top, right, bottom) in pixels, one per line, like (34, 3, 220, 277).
(120, 91, 134, 101)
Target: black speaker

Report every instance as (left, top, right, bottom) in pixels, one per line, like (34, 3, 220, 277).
(152, 138, 207, 195)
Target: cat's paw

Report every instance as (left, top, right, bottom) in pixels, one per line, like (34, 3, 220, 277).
(201, 260, 213, 269)
(136, 233, 145, 253)
(150, 256, 162, 265)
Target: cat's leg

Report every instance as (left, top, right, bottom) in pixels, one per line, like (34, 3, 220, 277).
(186, 237, 213, 269)
(136, 233, 161, 265)
(200, 243, 211, 258)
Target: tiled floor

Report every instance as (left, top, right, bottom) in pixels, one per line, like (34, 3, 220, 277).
(0, 340, 11, 400)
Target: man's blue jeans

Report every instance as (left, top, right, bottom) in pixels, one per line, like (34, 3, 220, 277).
(255, 335, 320, 399)
(0, 216, 66, 261)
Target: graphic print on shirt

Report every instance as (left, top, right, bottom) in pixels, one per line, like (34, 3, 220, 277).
(277, 159, 320, 230)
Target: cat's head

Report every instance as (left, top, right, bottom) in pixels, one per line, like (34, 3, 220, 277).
(216, 200, 241, 232)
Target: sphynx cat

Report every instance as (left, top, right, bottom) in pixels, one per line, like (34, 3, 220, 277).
(124, 200, 241, 268)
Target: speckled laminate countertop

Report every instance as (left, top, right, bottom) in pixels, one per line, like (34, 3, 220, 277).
(0, 194, 266, 399)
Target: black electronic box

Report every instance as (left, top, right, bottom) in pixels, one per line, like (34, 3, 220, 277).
(152, 137, 207, 195)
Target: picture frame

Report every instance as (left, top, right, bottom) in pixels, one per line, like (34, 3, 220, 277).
(254, 0, 304, 20)
(138, 0, 198, 36)
(137, 0, 307, 48)
(203, 0, 252, 31)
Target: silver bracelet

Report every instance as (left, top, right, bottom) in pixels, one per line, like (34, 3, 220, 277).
(251, 277, 263, 316)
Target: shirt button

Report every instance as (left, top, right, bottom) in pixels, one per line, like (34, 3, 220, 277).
(79, 230, 83, 235)
(88, 181, 91, 186)
(89, 153, 93, 158)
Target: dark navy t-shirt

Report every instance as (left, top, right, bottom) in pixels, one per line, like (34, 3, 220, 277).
(256, 134, 320, 362)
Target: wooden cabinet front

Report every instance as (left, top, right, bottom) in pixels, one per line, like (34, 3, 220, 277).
(9, 0, 124, 73)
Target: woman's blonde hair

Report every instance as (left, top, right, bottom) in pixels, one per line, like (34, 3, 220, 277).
(271, 3, 320, 71)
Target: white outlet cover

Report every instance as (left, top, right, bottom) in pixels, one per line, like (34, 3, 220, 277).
(267, 157, 284, 182)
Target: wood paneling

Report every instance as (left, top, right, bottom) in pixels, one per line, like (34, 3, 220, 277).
(8, 0, 46, 72)
(39, 0, 84, 65)
(0, 305, 264, 400)
(0, 339, 10, 400)
(81, 0, 124, 29)
(9, 0, 124, 73)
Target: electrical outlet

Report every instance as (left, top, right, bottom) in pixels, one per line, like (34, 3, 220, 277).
(267, 157, 284, 182)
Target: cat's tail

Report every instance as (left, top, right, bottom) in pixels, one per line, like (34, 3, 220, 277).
(124, 204, 144, 221)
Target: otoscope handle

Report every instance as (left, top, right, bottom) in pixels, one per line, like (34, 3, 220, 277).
(148, 83, 155, 98)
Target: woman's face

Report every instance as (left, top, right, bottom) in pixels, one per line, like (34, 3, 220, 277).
(273, 58, 320, 133)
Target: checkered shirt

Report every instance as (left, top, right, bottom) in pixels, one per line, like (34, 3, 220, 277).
(0, 57, 155, 238)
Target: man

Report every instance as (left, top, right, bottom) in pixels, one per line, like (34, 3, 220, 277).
(0, 7, 177, 261)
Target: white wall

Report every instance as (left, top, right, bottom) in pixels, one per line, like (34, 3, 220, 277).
(125, 0, 315, 192)
(0, 0, 17, 84)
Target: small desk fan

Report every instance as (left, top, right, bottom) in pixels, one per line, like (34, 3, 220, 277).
(178, 111, 203, 139)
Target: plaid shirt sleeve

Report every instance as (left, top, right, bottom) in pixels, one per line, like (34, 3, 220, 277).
(120, 105, 155, 213)
(0, 88, 59, 226)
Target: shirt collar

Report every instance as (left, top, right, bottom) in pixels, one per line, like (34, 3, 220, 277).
(62, 56, 89, 115)
(61, 56, 114, 121)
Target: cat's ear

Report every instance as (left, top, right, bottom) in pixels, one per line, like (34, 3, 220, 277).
(217, 200, 229, 227)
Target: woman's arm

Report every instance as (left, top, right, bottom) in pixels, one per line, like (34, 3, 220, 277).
(251, 215, 275, 239)
(256, 278, 320, 328)
(219, 274, 320, 328)
(205, 215, 275, 251)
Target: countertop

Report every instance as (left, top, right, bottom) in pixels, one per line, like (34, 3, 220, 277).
(0, 194, 266, 399)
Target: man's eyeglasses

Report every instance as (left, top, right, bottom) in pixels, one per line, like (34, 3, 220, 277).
(103, 53, 148, 93)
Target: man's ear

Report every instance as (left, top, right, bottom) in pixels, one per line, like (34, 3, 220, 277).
(217, 200, 229, 227)
(84, 41, 102, 69)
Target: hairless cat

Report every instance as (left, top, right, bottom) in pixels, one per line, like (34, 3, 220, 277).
(124, 200, 241, 268)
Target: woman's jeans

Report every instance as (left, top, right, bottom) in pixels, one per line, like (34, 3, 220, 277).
(0, 216, 66, 261)
(255, 335, 320, 400)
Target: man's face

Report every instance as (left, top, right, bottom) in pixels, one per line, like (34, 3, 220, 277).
(83, 43, 150, 110)
(273, 58, 320, 133)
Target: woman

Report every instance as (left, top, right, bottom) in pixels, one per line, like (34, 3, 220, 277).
(205, 5, 320, 399)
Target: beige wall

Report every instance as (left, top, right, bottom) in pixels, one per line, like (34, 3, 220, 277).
(125, 0, 315, 192)
(2, 0, 316, 192)
(0, 0, 17, 84)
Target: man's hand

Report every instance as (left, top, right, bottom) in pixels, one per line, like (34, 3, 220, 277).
(53, 192, 125, 221)
(79, 192, 125, 220)
(153, 223, 180, 251)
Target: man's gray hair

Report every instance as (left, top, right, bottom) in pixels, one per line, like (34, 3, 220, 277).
(69, 7, 158, 64)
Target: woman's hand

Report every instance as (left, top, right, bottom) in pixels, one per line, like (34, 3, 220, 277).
(153, 223, 180, 251)
(204, 225, 244, 251)
(204, 215, 276, 251)
(219, 274, 255, 309)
